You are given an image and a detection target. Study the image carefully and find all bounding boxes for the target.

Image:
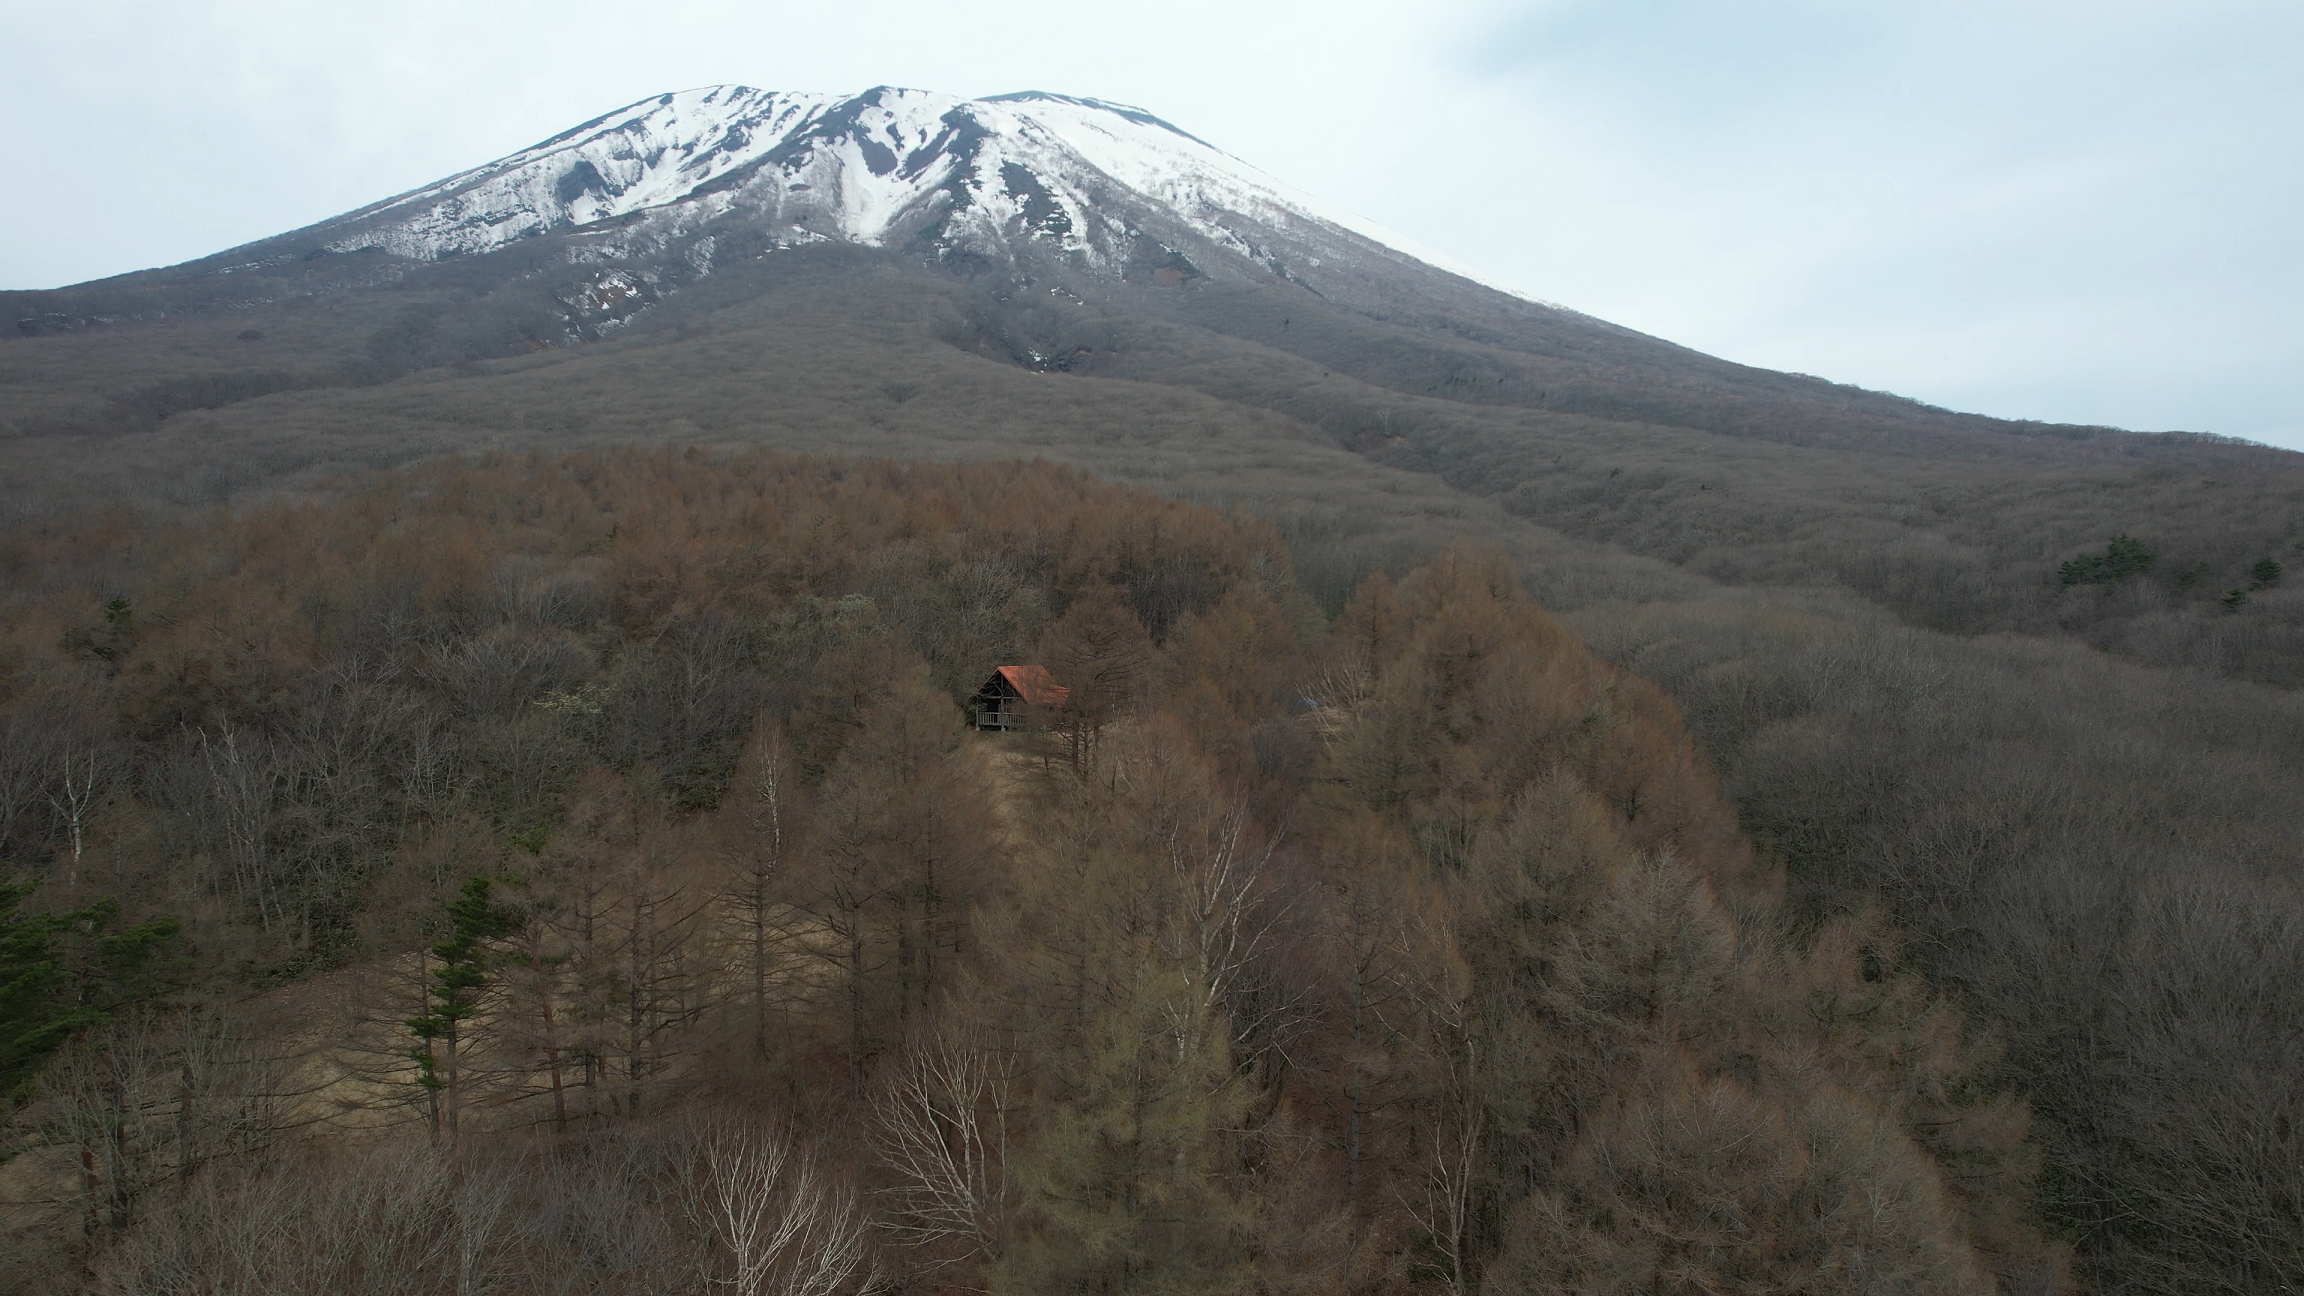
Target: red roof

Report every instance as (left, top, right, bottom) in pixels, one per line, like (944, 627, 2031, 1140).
(993, 664, 1069, 708)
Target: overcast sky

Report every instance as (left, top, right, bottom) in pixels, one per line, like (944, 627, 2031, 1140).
(5, 0, 2299, 448)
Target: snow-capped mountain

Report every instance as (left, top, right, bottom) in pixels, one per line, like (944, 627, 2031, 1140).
(307, 85, 1519, 303)
(18, 81, 1608, 375)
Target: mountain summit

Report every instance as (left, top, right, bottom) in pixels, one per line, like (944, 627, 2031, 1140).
(12, 81, 2219, 499)
(266, 85, 1519, 321)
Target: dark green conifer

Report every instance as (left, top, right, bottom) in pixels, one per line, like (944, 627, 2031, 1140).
(2060, 533, 2156, 586)
(407, 876, 511, 1141)
(1, 876, 180, 1103)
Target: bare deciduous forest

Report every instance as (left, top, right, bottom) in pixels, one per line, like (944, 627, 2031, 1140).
(0, 452, 2065, 1292)
(2, 228, 2301, 1294)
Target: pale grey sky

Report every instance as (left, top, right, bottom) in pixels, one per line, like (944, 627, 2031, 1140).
(4, 0, 2298, 448)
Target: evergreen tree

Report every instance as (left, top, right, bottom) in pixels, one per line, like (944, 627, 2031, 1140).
(408, 876, 511, 1142)
(2059, 533, 2156, 586)
(0, 876, 179, 1104)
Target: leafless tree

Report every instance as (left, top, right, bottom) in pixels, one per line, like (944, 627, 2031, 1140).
(497, 896, 575, 1131)
(47, 742, 110, 898)
(872, 1032, 1014, 1269)
(167, 1004, 307, 1190)
(21, 1008, 309, 1254)
(618, 870, 711, 1116)
(677, 1112, 878, 1296)
(1391, 912, 1481, 1296)
(95, 1141, 532, 1296)
(1405, 1080, 1483, 1296)
(724, 727, 797, 1066)
(195, 724, 286, 932)
(1166, 799, 1282, 1017)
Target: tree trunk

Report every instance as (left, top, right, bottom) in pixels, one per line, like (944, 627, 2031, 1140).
(542, 997, 567, 1132)
(752, 876, 770, 1064)
(847, 918, 866, 1105)
(444, 1016, 462, 1146)
(174, 1035, 198, 1198)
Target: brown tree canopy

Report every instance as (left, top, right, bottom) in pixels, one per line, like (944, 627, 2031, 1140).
(0, 450, 2073, 1296)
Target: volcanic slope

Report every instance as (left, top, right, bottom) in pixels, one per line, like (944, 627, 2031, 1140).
(7, 86, 2304, 1293)
(7, 85, 2302, 682)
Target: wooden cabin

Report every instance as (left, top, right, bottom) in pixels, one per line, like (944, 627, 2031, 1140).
(971, 665, 1069, 731)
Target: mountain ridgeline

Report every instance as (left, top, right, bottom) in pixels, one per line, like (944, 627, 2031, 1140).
(2, 86, 2302, 1295)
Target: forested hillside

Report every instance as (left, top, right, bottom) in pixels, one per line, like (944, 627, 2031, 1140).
(5, 112, 2302, 1292)
(11, 237, 2299, 683)
(0, 451, 2068, 1293)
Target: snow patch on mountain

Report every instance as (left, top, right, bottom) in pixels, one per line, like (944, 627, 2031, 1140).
(317, 85, 1540, 304)
(977, 92, 1520, 296)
